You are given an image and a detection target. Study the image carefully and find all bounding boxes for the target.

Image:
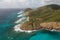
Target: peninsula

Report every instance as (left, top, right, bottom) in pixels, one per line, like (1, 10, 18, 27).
(14, 4, 60, 32)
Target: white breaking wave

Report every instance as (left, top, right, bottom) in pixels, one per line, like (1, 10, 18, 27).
(14, 24, 36, 33)
(17, 14, 25, 17)
(14, 11, 36, 33)
(15, 17, 26, 24)
(15, 10, 26, 24)
(17, 11, 24, 14)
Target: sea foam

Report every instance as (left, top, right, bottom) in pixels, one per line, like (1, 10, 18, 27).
(14, 11, 36, 33)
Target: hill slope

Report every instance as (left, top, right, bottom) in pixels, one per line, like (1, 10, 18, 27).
(29, 4, 60, 22)
(20, 4, 60, 31)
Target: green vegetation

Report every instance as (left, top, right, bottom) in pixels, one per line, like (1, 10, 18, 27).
(29, 4, 60, 22)
(21, 4, 60, 30)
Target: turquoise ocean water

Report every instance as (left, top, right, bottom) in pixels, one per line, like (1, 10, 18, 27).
(0, 9, 60, 40)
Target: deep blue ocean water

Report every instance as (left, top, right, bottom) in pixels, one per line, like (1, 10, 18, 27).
(0, 9, 60, 40)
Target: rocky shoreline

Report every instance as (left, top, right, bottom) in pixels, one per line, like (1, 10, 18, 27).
(19, 11, 60, 32)
(14, 4, 60, 33)
(20, 21, 60, 31)
(40, 22, 60, 31)
(14, 24, 36, 33)
(19, 7, 60, 32)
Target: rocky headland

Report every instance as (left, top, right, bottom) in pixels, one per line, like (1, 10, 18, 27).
(18, 4, 60, 32)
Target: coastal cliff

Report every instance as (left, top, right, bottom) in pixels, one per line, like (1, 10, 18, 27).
(40, 22, 60, 31)
(20, 4, 60, 31)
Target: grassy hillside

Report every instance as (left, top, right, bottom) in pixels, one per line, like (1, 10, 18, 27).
(29, 4, 60, 22)
(21, 4, 60, 30)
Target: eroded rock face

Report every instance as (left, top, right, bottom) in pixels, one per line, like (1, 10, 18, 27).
(20, 22, 60, 31)
(20, 21, 42, 30)
(40, 22, 60, 30)
(20, 4, 60, 31)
